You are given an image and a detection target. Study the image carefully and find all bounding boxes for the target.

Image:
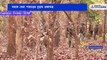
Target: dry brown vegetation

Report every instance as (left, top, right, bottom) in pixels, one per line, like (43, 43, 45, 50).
(0, 0, 107, 60)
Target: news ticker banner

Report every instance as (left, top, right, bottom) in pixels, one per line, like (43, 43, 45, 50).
(8, 4, 107, 11)
(8, 4, 87, 11)
(1, 4, 106, 16)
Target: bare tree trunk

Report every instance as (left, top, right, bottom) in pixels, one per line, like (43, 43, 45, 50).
(13, 0, 23, 59)
(59, 12, 68, 46)
(7, 1, 23, 58)
(7, 16, 16, 56)
(47, 32, 54, 60)
(15, 17, 23, 60)
(73, 25, 79, 58)
(46, 13, 54, 60)
(35, 12, 41, 60)
(86, 12, 89, 34)
(103, 0, 107, 42)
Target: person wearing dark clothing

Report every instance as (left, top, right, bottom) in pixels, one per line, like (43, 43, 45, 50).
(94, 24, 99, 40)
(89, 24, 93, 37)
(79, 23, 85, 40)
(67, 23, 74, 48)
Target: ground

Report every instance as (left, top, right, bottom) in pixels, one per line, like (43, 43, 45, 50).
(0, 37, 107, 60)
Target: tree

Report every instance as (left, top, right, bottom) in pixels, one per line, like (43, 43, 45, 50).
(103, 0, 107, 42)
(15, 16, 23, 60)
(7, 16, 16, 56)
(7, 0, 23, 59)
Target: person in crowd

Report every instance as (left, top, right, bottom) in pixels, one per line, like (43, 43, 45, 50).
(67, 22, 74, 47)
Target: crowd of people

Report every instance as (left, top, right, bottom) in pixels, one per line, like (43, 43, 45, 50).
(66, 22, 102, 48)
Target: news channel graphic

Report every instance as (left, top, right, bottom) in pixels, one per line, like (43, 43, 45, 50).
(0, 11, 32, 16)
(87, 45, 103, 49)
(7, 4, 87, 11)
(89, 4, 107, 10)
(0, 3, 32, 16)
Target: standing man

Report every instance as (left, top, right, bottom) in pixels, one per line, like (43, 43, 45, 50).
(94, 24, 99, 40)
(79, 23, 85, 41)
(67, 22, 74, 47)
(89, 24, 93, 37)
